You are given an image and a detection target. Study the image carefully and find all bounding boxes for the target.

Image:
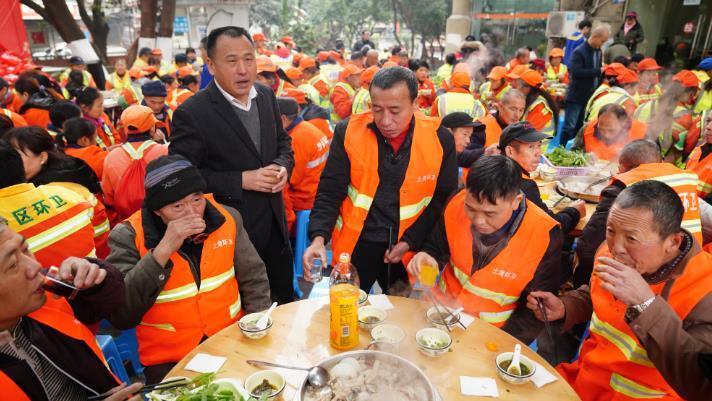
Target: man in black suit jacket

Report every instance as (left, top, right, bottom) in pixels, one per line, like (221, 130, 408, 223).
(169, 26, 295, 304)
(560, 25, 610, 145)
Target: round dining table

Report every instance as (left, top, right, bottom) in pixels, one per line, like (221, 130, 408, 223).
(166, 296, 580, 400)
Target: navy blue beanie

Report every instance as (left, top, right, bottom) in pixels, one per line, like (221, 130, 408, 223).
(141, 80, 167, 97)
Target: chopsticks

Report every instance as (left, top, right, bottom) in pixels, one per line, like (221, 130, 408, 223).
(425, 290, 466, 331)
(536, 296, 558, 363)
(386, 226, 393, 295)
(87, 378, 190, 400)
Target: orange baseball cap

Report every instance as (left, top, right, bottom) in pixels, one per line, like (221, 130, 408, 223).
(317, 51, 330, 62)
(451, 71, 471, 89)
(616, 68, 639, 84)
(292, 53, 303, 65)
(121, 105, 158, 134)
(673, 70, 700, 88)
(252, 32, 266, 41)
(256, 55, 277, 73)
(361, 65, 380, 86)
(283, 88, 307, 104)
(285, 67, 303, 80)
(603, 63, 627, 77)
(506, 64, 528, 79)
(329, 50, 342, 61)
(340, 64, 363, 80)
(128, 67, 143, 79)
(637, 58, 662, 72)
(142, 65, 157, 75)
(519, 69, 543, 87)
(548, 48, 564, 59)
(382, 61, 398, 68)
(488, 66, 507, 80)
(176, 66, 197, 79)
(299, 57, 317, 70)
(281, 36, 294, 44)
(151, 48, 162, 56)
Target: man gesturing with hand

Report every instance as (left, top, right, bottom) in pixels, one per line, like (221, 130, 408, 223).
(169, 26, 295, 303)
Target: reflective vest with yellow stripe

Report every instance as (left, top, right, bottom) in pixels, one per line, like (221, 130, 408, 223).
(437, 92, 486, 119)
(686, 145, 712, 198)
(332, 112, 443, 258)
(330, 82, 356, 123)
(351, 88, 371, 115)
(586, 86, 635, 123)
(438, 191, 558, 327)
(0, 297, 120, 400)
(524, 96, 555, 137)
(695, 88, 712, 115)
(545, 64, 568, 82)
(0, 183, 95, 267)
(299, 83, 326, 109)
(584, 83, 611, 120)
(54, 181, 111, 258)
(634, 84, 662, 105)
(613, 163, 703, 243)
(108, 71, 131, 92)
(127, 195, 243, 366)
(560, 244, 712, 401)
(478, 82, 511, 105)
(321, 63, 342, 86)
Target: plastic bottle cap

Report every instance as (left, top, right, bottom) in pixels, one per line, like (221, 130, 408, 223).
(338, 252, 351, 264)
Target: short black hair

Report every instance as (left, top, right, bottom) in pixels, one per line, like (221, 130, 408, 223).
(160, 75, 175, 85)
(185, 47, 196, 54)
(614, 180, 684, 238)
(579, 19, 592, 30)
(598, 103, 628, 120)
(370, 66, 418, 102)
(49, 100, 81, 128)
(206, 26, 252, 59)
(62, 117, 96, 144)
(466, 155, 522, 204)
(445, 53, 456, 65)
(0, 114, 13, 138)
(612, 55, 631, 67)
(631, 53, 645, 63)
(0, 77, 8, 90)
(618, 139, 661, 169)
(139, 47, 152, 57)
(179, 75, 199, 86)
(0, 140, 25, 188)
(391, 46, 402, 56)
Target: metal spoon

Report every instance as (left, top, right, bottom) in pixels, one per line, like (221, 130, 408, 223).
(246, 360, 330, 388)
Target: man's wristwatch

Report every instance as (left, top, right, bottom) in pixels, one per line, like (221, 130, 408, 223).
(625, 296, 656, 321)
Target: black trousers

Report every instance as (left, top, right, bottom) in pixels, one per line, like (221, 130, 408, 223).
(144, 362, 176, 385)
(351, 240, 409, 294)
(256, 217, 295, 304)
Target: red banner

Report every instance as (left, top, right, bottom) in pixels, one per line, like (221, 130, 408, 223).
(0, 0, 30, 57)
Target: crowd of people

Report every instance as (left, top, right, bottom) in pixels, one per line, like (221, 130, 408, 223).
(1, 17, 712, 401)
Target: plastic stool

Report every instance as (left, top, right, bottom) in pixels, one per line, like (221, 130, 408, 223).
(97, 335, 130, 383)
(114, 329, 143, 376)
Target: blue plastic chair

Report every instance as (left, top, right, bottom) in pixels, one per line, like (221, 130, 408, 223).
(97, 335, 130, 383)
(99, 321, 143, 377)
(572, 321, 591, 362)
(292, 210, 313, 299)
(547, 109, 567, 151)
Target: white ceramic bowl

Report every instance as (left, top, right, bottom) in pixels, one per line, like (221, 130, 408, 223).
(358, 306, 387, 330)
(238, 312, 273, 339)
(358, 289, 368, 305)
(244, 370, 286, 399)
(426, 306, 461, 331)
(370, 323, 406, 345)
(495, 351, 536, 384)
(415, 328, 452, 357)
(212, 378, 251, 400)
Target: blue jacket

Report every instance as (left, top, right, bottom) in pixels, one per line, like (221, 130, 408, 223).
(565, 41, 602, 105)
(563, 31, 585, 66)
(199, 65, 213, 89)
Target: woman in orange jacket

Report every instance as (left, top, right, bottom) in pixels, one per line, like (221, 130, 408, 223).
(57, 117, 109, 179)
(13, 71, 64, 128)
(515, 69, 559, 137)
(75, 87, 122, 150)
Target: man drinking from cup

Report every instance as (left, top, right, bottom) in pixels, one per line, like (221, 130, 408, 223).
(106, 155, 271, 383)
(407, 155, 563, 344)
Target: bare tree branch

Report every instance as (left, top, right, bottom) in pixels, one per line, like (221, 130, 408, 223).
(20, 0, 49, 21)
(76, 0, 95, 32)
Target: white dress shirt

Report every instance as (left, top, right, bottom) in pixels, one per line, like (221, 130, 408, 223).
(214, 79, 258, 112)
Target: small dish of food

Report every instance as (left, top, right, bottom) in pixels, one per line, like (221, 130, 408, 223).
(426, 306, 461, 331)
(495, 351, 536, 384)
(238, 312, 273, 339)
(416, 328, 452, 357)
(370, 324, 406, 346)
(358, 289, 368, 305)
(244, 370, 286, 399)
(358, 306, 386, 330)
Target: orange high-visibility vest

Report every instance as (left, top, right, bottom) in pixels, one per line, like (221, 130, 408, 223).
(0, 183, 96, 267)
(583, 119, 647, 161)
(64, 145, 108, 179)
(52, 181, 111, 259)
(478, 113, 503, 147)
(331, 112, 443, 257)
(91, 113, 120, 150)
(128, 196, 243, 366)
(438, 190, 558, 327)
(558, 244, 712, 401)
(0, 297, 119, 400)
(614, 163, 703, 244)
(686, 145, 712, 198)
